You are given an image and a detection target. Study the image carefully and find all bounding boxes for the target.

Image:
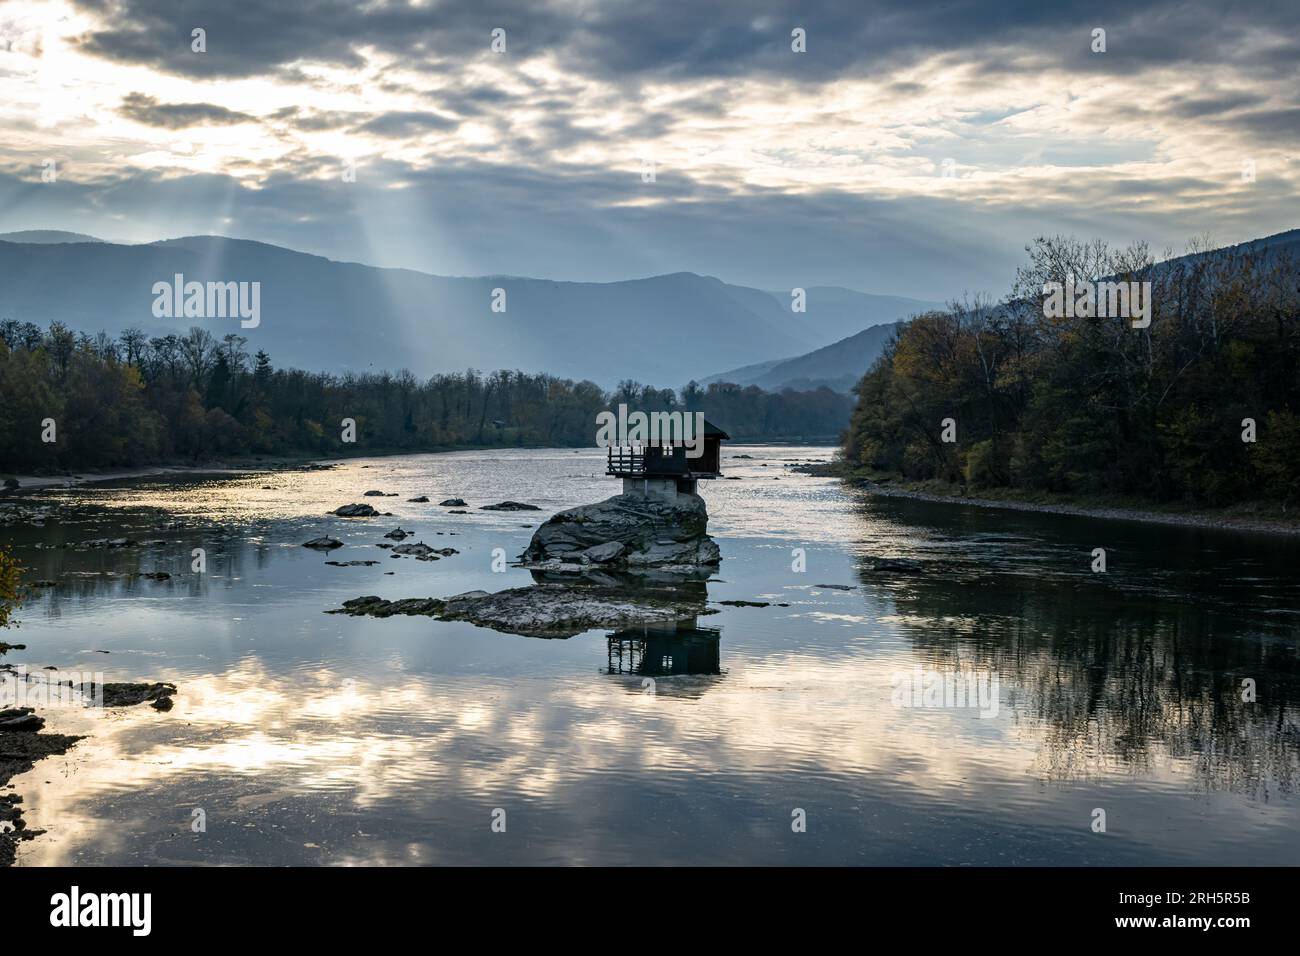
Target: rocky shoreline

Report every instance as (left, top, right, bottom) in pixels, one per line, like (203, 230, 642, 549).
(0, 663, 179, 866)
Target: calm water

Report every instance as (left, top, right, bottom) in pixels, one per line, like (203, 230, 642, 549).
(4, 446, 1298, 866)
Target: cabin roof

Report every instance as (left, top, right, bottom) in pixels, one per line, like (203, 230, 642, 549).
(702, 418, 730, 440)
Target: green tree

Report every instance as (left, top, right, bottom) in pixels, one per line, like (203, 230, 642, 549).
(0, 545, 22, 629)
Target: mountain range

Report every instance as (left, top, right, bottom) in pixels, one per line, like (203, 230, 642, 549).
(0, 232, 937, 389)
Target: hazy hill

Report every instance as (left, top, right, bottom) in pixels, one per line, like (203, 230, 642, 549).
(0, 234, 930, 387)
(707, 322, 904, 393)
(0, 230, 106, 244)
(706, 228, 1300, 393)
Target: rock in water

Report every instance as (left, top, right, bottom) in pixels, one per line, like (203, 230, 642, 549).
(480, 501, 539, 511)
(521, 492, 720, 571)
(303, 536, 344, 550)
(75, 682, 178, 708)
(0, 708, 45, 732)
(332, 503, 379, 517)
(328, 578, 711, 638)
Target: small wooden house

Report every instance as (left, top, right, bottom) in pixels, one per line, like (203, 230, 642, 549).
(606, 418, 729, 498)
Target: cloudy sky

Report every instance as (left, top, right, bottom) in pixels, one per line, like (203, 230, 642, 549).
(0, 0, 1296, 300)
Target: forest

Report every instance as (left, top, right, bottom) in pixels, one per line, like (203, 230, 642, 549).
(0, 319, 852, 474)
(842, 236, 1300, 505)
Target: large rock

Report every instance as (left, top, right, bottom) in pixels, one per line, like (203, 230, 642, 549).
(332, 503, 379, 517)
(521, 492, 720, 571)
(328, 577, 711, 638)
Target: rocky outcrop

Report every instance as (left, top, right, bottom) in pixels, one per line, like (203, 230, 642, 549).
(303, 536, 344, 550)
(520, 491, 720, 572)
(328, 577, 711, 638)
(480, 501, 539, 511)
(76, 681, 178, 709)
(332, 503, 379, 517)
(439, 498, 467, 507)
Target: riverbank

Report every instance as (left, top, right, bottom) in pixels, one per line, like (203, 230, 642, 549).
(2, 454, 334, 492)
(836, 468, 1300, 536)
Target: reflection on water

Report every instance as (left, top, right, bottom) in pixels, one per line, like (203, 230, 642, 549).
(606, 621, 723, 679)
(3, 446, 1299, 865)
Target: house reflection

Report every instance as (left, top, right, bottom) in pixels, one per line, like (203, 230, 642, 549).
(605, 619, 722, 677)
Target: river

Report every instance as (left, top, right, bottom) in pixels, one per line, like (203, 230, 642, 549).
(3, 445, 1298, 865)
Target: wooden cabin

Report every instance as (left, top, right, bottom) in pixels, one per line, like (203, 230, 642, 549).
(606, 418, 729, 498)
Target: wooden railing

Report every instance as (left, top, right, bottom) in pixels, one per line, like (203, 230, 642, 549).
(606, 447, 646, 475)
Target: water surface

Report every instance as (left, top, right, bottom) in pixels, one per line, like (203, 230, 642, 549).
(5, 446, 1298, 865)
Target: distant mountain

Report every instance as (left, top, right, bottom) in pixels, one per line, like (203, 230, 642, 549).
(0, 235, 931, 387)
(0, 230, 105, 244)
(707, 322, 905, 393)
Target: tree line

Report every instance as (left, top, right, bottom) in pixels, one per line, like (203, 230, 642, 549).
(0, 321, 853, 473)
(843, 236, 1300, 504)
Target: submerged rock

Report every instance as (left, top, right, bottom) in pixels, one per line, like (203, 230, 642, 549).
(480, 501, 539, 511)
(390, 542, 458, 560)
(332, 503, 379, 518)
(408, 496, 430, 503)
(521, 491, 720, 571)
(78, 537, 138, 549)
(862, 559, 924, 575)
(383, 527, 412, 540)
(325, 560, 380, 567)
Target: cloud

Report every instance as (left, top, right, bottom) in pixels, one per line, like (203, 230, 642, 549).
(0, 0, 1288, 299)
(354, 110, 459, 137)
(117, 92, 255, 128)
